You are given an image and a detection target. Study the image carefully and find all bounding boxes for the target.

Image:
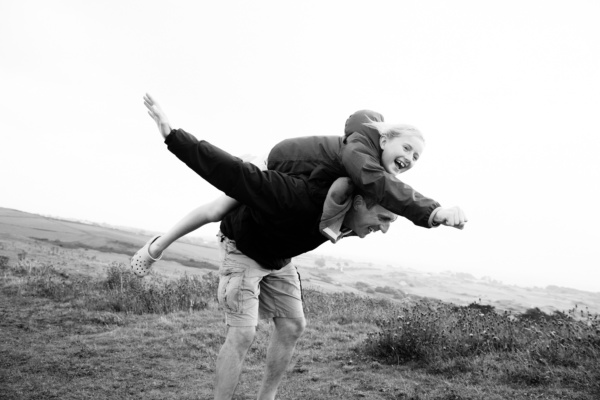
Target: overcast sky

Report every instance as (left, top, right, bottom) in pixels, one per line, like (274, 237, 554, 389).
(2, 1, 599, 292)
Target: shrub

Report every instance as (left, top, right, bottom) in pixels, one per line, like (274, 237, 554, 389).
(314, 257, 326, 268)
(362, 299, 600, 381)
(374, 285, 404, 298)
(99, 263, 218, 314)
(466, 302, 495, 314)
(6, 259, 90, 300)
(354, 281, 371, 291)
(6, 260, 219, 315)
(519, 307, 548, 321)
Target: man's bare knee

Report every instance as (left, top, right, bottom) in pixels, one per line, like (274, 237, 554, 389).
(274, 317, 306, 340)
(225, 326, 256, 352)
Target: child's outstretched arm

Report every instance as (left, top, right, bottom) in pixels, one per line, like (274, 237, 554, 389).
(341, 124, 468, 230)
(343, 145, 468, 229)
(147, 195, 240, 258)
(430, 206, 468, 230)
(341, 139, 440, 228)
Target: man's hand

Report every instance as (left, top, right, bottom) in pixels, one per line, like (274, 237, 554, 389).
(144, 93, 172, 139)
(433, 206, 468, 230)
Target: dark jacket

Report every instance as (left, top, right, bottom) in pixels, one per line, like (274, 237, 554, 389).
(165, 129, 329, 270)
(268, 110, 440, 228)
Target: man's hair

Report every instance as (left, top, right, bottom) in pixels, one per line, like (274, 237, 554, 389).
(364, 121, 425, 143)
(357, 192, 379, 209)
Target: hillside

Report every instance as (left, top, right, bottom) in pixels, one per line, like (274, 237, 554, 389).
(2, 206, 599, 399)
(1, 206, 598, 315)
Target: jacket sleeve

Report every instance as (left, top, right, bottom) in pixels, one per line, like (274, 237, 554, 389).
(341, 137, 441, 228)
(165, 129, 312, 216)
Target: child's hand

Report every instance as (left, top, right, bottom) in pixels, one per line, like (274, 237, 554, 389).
(433, 206, 468, 229)
(144, 93, 172, 139)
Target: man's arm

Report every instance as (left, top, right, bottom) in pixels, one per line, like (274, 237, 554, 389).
(143, 94, 312, 216)
(144, 93, 172, 138)
(165, 129, 313, 217)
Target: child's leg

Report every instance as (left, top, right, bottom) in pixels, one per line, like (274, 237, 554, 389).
(148, 195, 239, 258)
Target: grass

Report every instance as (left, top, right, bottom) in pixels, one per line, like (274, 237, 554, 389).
(362, 301, 599, 394)
(1, 250, 599, 399)
(3, 258, 219, 314)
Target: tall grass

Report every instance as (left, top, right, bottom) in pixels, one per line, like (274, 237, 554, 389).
(2, 259, 219, 314)
(302, 284, 599, 394)
(101, 263, 218, 314)
(3, 255, 599, 395)
(362, 301, 599, 364)
(302, 287, 397, 324)
(361, 300, 600, 393)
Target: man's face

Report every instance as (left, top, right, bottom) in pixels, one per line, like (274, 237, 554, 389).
(343, 196, 397, 238)
(380, 135, 425, 175)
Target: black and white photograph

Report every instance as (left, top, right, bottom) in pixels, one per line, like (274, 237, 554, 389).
(1, 1, 599, 399)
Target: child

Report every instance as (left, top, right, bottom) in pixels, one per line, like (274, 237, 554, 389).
(131, 94, 467, 275)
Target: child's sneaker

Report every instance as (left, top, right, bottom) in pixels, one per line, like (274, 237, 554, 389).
(130, 235, 162, 276)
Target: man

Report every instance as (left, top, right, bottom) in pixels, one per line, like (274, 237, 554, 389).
(143, 94, 398, 400)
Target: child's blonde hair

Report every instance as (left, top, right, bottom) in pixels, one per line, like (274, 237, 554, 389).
(364, 121, 425, 142)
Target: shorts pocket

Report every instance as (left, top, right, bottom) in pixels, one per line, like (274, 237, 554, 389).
(218, 264, 246, 314)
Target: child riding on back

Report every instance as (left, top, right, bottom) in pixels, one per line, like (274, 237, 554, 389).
(268, 109, 440, 227)
(132, 94, 467, 272)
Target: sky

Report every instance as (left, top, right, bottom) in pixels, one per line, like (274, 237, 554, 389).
(2, 1, 599, 292)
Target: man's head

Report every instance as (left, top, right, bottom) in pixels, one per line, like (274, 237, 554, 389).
(342, 194, 397, 238)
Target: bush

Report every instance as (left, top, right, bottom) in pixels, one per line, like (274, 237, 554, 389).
(99, 264, 218, 314)
(374, 285, 404, 298)
(5, 260, 219, 315)
(362, 300, 600, 377)
(466, 302, 495, 314)
(519, 307, 548, 321)
(354, 281, 371, 291)
(5, 260, 91, 300)
(314, 257, 326, 268)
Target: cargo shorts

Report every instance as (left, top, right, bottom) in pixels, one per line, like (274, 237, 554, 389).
(217, 232, 304, 327)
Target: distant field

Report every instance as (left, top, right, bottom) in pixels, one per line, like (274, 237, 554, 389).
(0, 207, 221, 279)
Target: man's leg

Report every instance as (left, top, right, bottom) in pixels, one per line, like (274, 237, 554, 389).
(257, 317, 306, 400)
(214, 326, 256, 400)
(255, 262, 305, 400)
(215, 233, 271, 399)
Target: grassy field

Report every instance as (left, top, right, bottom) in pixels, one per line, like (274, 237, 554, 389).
(1, 239, 599, 400)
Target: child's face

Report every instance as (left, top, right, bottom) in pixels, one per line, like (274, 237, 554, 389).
(380, 135, 425, 175)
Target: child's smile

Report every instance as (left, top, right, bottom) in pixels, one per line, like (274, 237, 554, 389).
(380, 135, 425, 175)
